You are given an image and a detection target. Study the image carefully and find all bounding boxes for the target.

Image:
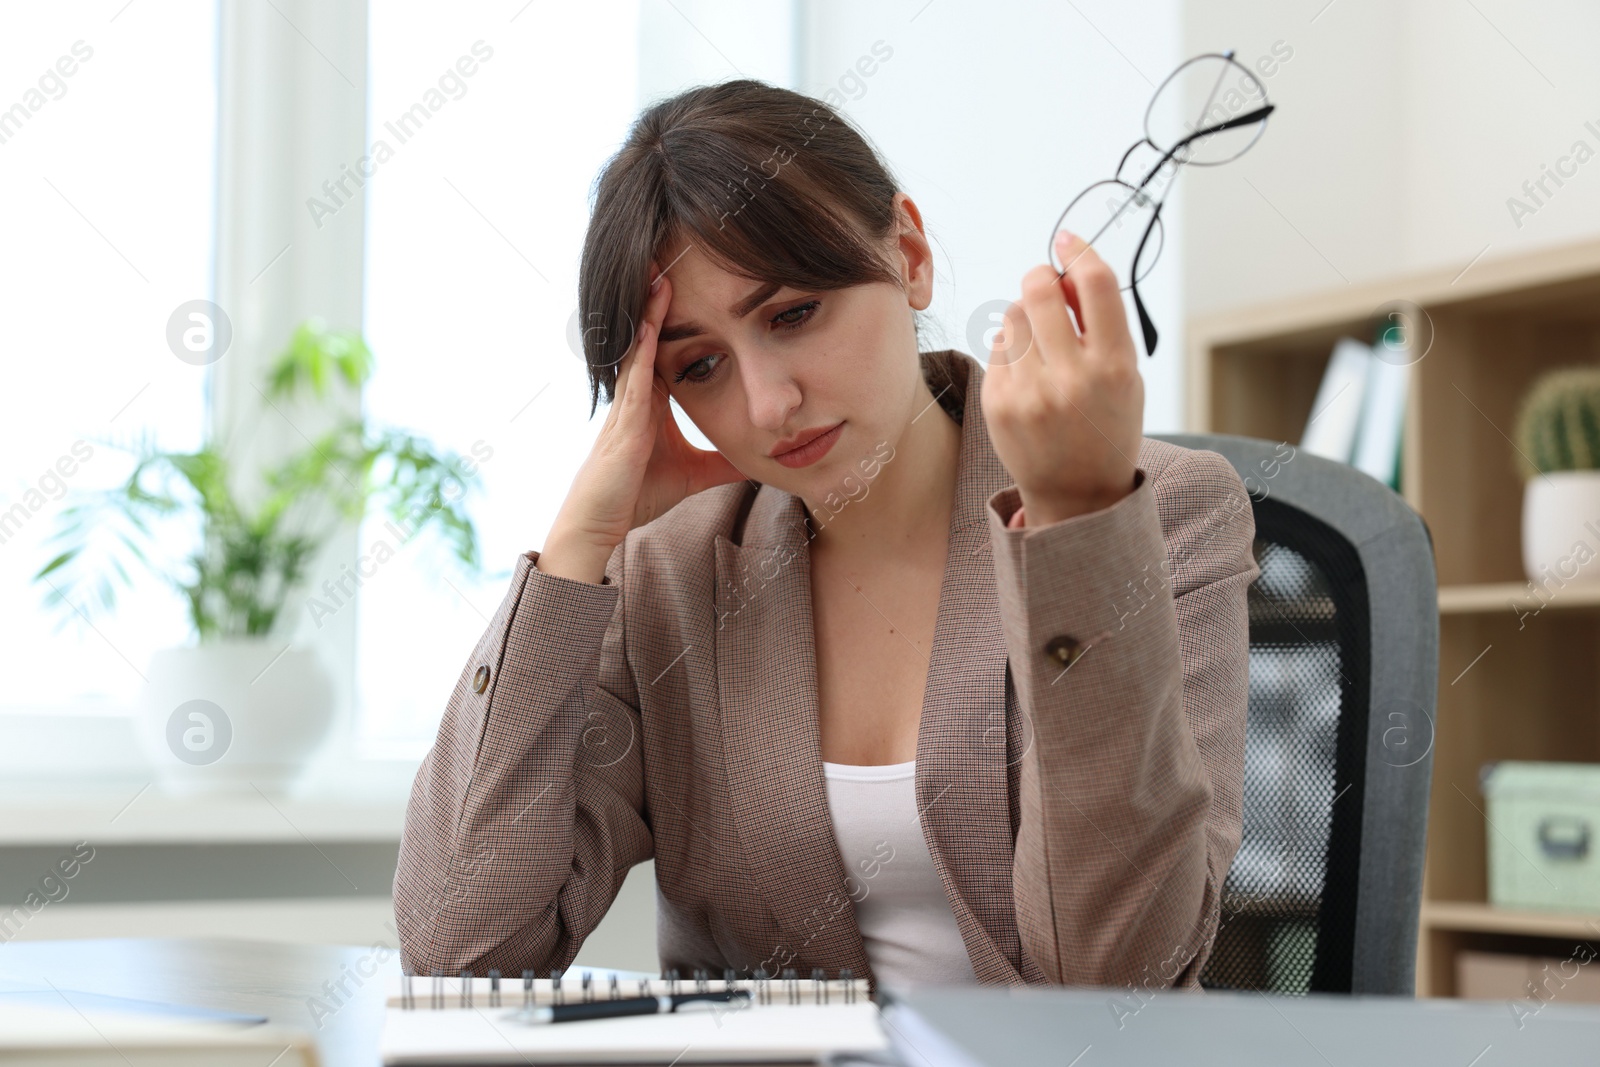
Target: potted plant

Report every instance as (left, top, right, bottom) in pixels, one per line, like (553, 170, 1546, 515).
(1513, 365, 1600, 587)
(34, 319, 486, 793)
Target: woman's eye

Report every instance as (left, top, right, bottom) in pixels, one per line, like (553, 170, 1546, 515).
(670, 300, 820, 386)
(773, 299, 821, 330)
(673, 352, 721, 385)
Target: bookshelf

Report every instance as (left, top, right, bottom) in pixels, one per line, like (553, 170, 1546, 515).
(1187, 235, 1600, 998)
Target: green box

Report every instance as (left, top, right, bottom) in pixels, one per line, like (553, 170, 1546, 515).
(1481, 761, 1600, 913)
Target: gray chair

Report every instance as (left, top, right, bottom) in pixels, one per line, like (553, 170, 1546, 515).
(1150, 433, 1438, 996)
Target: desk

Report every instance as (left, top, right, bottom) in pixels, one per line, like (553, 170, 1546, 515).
(0, 938, 395, 1067)
(7, 939, 1600, 1066)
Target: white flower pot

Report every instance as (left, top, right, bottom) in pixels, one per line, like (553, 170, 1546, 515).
(1521, 471, 1600, 587)
(137, 640, 336, 795)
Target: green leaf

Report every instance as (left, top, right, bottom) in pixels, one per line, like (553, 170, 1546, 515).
(35, 549, 79, 580)
(266, 318, 375, 402)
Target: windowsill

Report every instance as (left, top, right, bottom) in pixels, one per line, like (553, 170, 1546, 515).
(0, 708, 423, 845)
(0, 757, 419, 845)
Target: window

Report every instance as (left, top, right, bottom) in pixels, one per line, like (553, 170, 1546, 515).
(357, 1, 643, 755)
(0, 2, 217, 717)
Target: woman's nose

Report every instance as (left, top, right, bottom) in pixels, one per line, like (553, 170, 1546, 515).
(741, 359, 802, 432)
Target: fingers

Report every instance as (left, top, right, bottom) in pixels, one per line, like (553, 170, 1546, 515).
(615, 267, 672, 418)
(1050, 231, 1134, 359)
(987, 298, 1035, 369)
(1017, 266, 1080, 372)
(984, 299, 1035, 407)
(1055, 253, 1085, 334)
(990, 229, 1136, 402)
(1007, 230, 1102, 377)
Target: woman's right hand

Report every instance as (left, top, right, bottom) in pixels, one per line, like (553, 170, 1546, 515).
(538, 265, 746, 584)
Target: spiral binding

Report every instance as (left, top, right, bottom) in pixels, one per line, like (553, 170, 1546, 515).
(395, 966, 864, 1009)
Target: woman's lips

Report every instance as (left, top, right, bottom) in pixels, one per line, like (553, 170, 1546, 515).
(771, 421, 844, 468)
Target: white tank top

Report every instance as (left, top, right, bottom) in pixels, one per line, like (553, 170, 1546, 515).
(820, 758, 978, 988)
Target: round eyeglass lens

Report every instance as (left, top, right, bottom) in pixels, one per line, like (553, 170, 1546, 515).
(1049, 178, 1164, 290)
(1146, 53, 1269, 166)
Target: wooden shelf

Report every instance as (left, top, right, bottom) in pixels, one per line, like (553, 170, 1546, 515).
(1187, 233, 1600, 1000)
(1439, 581, 1600, 614)
(1422, 900, 1600, 940)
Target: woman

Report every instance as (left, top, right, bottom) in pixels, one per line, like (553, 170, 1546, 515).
(394, 79, 1259, 994)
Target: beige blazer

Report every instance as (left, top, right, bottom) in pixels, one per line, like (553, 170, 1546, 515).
(394, 348, 1260, 994)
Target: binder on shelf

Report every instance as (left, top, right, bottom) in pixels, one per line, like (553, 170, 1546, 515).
(1301, 337, 1373, 463)
(379, 968, 888, 1065)
(1351, 336, 1411, 493)
(1300, 333, 1410, 494)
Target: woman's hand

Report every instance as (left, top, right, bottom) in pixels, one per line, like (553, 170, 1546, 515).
(539, 265, 746, 583)
(980, 230, 1144, 527)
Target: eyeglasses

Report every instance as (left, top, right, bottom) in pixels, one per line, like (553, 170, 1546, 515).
(1050, 49, 1276, 357)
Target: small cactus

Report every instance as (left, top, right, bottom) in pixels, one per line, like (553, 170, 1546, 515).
(1513, 365, 1600, 480)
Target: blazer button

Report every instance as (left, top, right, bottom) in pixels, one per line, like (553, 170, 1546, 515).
(472, 665, 491, 693)
(1044, 635, 1085, 668)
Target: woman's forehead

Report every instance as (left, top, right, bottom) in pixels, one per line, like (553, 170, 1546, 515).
(656, 242, 780, 305)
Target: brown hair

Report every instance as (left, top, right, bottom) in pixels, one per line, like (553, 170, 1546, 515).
(577, 78, 938, 418)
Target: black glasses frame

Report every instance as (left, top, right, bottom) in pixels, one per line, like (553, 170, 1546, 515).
(1050, 50, 1276, 357)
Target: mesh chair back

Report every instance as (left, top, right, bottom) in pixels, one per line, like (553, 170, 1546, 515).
(1151, 434, 1437, 996)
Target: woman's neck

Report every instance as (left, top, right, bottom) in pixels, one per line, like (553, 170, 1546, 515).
(802, 379, 962, 562)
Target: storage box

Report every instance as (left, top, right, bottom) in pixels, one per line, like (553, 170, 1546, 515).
(1480, 761, 1600, 912)
(1457, 950, 1600, 1003)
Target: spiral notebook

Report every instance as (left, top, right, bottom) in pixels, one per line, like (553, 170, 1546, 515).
(380, 969, 889, 1065)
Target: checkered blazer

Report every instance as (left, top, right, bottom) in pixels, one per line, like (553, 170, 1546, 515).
(394, 348, 1260, 994)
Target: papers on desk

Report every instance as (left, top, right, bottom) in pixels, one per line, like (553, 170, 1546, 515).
(380, 972, 889, 1065)
(0, 999, 316, 1066)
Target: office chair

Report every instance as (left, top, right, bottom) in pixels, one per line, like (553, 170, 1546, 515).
(1150, 433, 1438, 996)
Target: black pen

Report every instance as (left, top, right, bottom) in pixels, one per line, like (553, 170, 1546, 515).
(512, 990, 751, 1025)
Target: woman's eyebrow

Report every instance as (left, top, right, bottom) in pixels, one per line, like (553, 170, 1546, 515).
(658, 281, 783, 344)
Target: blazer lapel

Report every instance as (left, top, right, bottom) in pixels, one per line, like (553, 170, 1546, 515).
(911, 353, 1036, 982)
(714, 486, 875, 982)
(713, 350, 1025, 985)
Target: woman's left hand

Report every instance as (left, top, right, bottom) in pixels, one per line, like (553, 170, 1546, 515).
(981, 230, 1145, 526)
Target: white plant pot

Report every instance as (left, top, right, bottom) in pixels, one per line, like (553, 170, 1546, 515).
(137, 640, 336, 795)
(1522, 471, 1600, 587)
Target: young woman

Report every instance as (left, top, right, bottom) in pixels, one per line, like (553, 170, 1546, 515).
(395, 79, 1259, 994)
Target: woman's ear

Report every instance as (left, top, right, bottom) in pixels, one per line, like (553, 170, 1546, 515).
(891, 191, 935, 312)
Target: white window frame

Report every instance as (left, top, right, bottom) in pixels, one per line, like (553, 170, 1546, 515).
(6, 0, 805, 785)
(209, 0, 369, 773)
(218, 0, 801, 777)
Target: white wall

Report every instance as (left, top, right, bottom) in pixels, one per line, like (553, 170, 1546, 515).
(1183, 0, 1600, 317)
(1397, 0, 1600, 268)
(800, 0, 1187, 432)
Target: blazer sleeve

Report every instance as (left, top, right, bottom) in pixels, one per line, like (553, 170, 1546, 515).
(393, 540, 653, 977)
(985, 448, 1259, 990)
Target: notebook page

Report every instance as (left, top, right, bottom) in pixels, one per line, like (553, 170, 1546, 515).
(380, 1000, 888, 1064)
